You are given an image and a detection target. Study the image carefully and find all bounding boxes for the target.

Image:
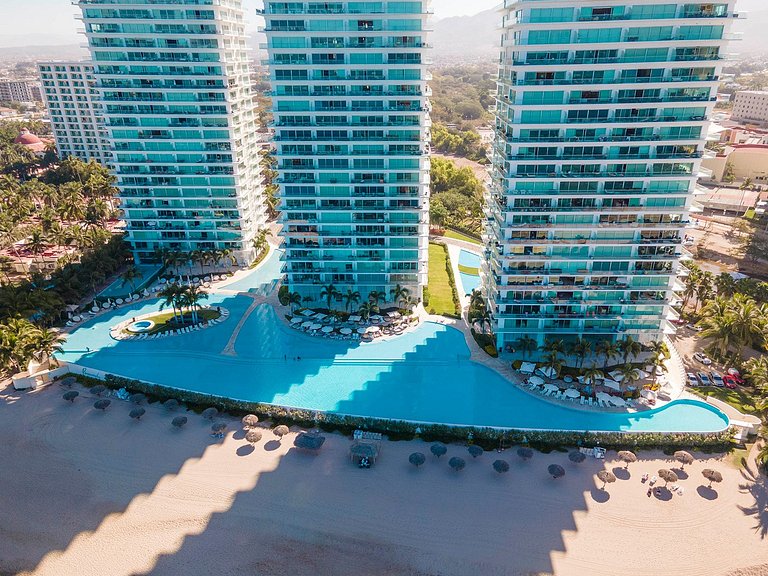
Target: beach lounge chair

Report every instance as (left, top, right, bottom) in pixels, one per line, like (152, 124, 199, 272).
(580, 397, 585, 405)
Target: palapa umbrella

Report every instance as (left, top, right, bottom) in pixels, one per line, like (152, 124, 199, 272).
(617, 450, 637, 468)
(171, 416, 188, 429)
(467, 445, 484, 459)
(340, 328, 352, 335)
(245, 429, 263, 445)
(163, 399, 179, 411)
(201, 407, 218, 420)
(241, 414, 259, 429)
(273, 424, 290, 439)
(356, 327, 367, 334)
(568, 451, 586, 464)
(658, 468, 678, 486)
(93, 399, 111, 411)
(63, 390, 79, 402)
(129, 407, 146, 421)
(548, 464, 566, 479)
(517, 447, 534, 461)
(449, 457, 466, 472)
(409, 452, 426, 467)
(528, 375, 545, 387)
(211, 422, 227, 434)
(293, 432, 326, 451)
(564, 388, 580, 399)
(129, 393, 146, 404)
(430, 442, 447, 458)
(493, 459, 510, 474)
(674, 450, 694, 469)
(702, 468, 723, 487)
(90, 384, 106, 396)
(597, 470, 617, 489)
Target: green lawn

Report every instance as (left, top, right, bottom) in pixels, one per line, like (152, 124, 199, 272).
(443, 229, 482, 245)
(692, 386, 758, 414)
(123, 309, 221, 335)
(427, 243, 457, 316)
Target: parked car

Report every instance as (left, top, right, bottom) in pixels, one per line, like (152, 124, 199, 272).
(687, 324, 703, 332)
(727, 368, 744, 384)
(723, 375, 739, 389)
(693, 352, 712, 365)
(687, 372, 699, 387)
(710, 371, 724, 387)
(697, 372, 712, 386)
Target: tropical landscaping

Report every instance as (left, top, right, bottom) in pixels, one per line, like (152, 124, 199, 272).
(425, 242, 460, 317)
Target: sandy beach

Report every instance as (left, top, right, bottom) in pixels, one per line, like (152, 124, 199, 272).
(2, 380, 767, 576)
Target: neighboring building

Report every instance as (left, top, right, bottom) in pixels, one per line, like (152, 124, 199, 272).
(37, 61, 112, 166)
(702, 144, 768, 185)
(77, 0, 266, 265)
(14, 129, 54, 157)
(486, 1, 735, 353)
(0, 80, 39, 103)
(732, 90, 768, 127)
(261, 0, 431, 304)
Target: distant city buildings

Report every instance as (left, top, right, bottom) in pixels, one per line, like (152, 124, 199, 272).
(0, 79, 41, 103)
(76, 0, 267, 265)
(37, 61, 112, 166)
(702, 144, 768, 185)
(732, 90, 768, 127)
(261, 0, 432, 304)
(486, 0, 736, 352)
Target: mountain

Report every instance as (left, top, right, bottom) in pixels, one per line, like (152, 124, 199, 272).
(432, 9, 499, 64)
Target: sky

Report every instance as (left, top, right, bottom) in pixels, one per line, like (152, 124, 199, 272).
(0, 0, 499, 48)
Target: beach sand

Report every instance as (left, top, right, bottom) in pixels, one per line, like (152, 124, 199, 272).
(2, 380, 767, 576)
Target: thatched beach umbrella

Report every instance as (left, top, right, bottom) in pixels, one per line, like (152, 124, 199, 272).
(493, 459, 510, 474)
(294, 432, 326, 451)
(597, 470, 617, 490)
(548, 464, 566, 479)
(90, 384, 106, 396)
(467, 445, 484, 459)
(409, 452, 426, 467)
(93, 399, 110, 411)
(61, 376, 76, 388)
(568, 451, 586, 464)
(702, 468, 723, 487)
(129, 393, 146, 405)
(171, 416, 187, 429)
(129, 407, 146, 421)
(273, 424, 290, 440)
(163, 399, 179, 411)
(517, 447, 534, 461)
(430, 442, 447, 458)
(618, 450, 637, 468)
(674, 450, 694, 469)
(449, 457, 466, 472)
(63, 390, 79, 402)
(658, 468, 678, 486)
(201, 407, 218, 420)
(241, 414, 259, 429)
(245, 429, 263, 445)
(211, 422, 227, 434)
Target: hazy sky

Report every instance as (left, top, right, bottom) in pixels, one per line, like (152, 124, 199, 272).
(0, 0, 499, 47)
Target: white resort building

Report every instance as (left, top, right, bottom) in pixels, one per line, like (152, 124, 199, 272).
(76, 0, 267, 265)
(37, 61, 112, 166)
(260, 0, 432, 304)
(485, 0, 738, 353)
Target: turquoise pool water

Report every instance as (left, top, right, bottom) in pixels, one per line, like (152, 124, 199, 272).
(220, 249, 284, 296)
(59, 294, 729, 433)
(458, 250, 481, 269)
(97, 264, 161, 299)
(457, 249, 481, 295)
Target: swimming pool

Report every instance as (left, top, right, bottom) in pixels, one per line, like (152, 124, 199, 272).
(97, 264, 162, 299)
(58, 296, 729, 433)
(220, 249, 284, 296)
(457, 249, 482, 296)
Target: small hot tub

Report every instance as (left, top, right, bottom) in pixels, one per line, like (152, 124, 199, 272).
(126, 320, 155, 334)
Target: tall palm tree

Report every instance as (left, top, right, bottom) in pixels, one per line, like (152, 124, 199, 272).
(26, 227, 49, 269)
(389, 284, 410, 307)
(515, 335, 538, 358)
(619, 335, 642, 362)
(30, 327, 65, 367)
(617, 363, 640, 391)
(320, 283, 340, 311)
(368, 290, 386, 307)
(569, 338, 592, 369)
(158, 284, 183, 323)
(542, 338, 565, 358)
(597, 340, 622, 367)
(288, 291, 302, 312)
(181, 284, 208, 324)
(729, 294, 764, 349)
(582, 364, 604, 388)
(681, 262, 702, 310)
(469, 289, 485, 310)
(251, 228, 272, 258)
(694, 271, 715, 312)
(358, 301, 379, 321)
(120, 266, 143, 293)
(343, 289, 360, 312)
(542, 351, 564, 379)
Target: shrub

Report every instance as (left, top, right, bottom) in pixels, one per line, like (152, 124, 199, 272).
(277, 285, 290, 306)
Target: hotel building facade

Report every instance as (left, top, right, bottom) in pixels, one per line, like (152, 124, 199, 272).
(261, 0, 432, 304)
(76, 0, 266, 264)
(486, 0, 737, 351)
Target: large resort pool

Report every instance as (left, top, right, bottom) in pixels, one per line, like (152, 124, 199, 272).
(57, 251, 729, 433)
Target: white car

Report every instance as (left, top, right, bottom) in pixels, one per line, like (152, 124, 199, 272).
(693, 352, 712, 365)
(686, 372, 699, 387)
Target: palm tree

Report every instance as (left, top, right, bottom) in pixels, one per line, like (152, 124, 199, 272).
(358, 301, 379, 321)
(288, 291, 302, 312)
(189, 249, 205, 276)
(542, 351, 564, 379)
(469, 289, 485, 310)
(619, 335, 642, 363)
(251, 228, 271, 258)
(389, 284, 410, 307)
(343, 289, 360, 312)
(729, 294, 764, 349)
(181, 284, 208, 324)
(647, 340, 669, 367)
(479, 309, 493, 334)
(617, 363, 640, 391)
(582, 364, 604, 388)
(694, 271, 715, 312)
(597, 340, 621, 368)
(681, 263, 702, 310)
(158, 284, 183, 323)
(120, 266, 143, 293)
(30, 327, 65, 367)
(715, 272, 737, 298)
(569, 338, 592, 369)
(542, 338, 565, 357)
(320, 283, 340, 312)
(515, 336, 538, 358)
(368, 290, 386, 307)
(26, 227, 49, 269)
